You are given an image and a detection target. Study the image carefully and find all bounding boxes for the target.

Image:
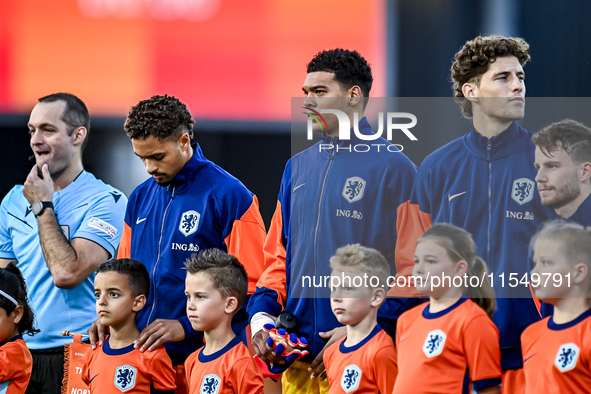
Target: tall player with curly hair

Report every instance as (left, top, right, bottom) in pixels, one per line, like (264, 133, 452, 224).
(409, 36, 554, 393)
(88, 95, 266, 394)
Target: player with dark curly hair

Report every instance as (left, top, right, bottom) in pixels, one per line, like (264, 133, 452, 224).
(248, 49, 419, 394)
(88, 95, 267, 394)
(124, 94, 194, 142)
(409, 36, 554, 393)
(451, 36, 530, 118)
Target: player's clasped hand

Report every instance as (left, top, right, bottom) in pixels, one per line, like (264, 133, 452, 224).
(258, 323, 309, 375)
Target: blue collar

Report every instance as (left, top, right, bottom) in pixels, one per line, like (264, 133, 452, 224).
(548, 308, 591, 331)
(159, 143, 210, 195)
(339, 324, 383, 354)
(565, 192, 591, 223)
(1, 335, 23, 347)
(422, 296, 468, 319)
(319, 117, 376, 158)
(103, 337, 136, 356)
(198, 336, 241, 363)
(464, 121, 530, 161)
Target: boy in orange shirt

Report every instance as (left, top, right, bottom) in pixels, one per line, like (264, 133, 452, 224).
(81, 259, 176, 393)
(323, 244, 397, 394)
(184, 249, 264, 394)
(522, 221, 591, 393)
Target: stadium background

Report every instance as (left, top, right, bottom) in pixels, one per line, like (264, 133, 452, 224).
(0, 0, 590, 228)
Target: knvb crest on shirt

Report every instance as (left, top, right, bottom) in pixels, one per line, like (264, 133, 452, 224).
(340, 365, 361, 393)
(179, 210, 201, 237)
(114, 364, 136, 392)
(342, 177, 366, 203)
(422, 330, 446, 358)
(555, 343, 579, 372)
(200, 373, 221, 394)
(511, 178, 535, 205)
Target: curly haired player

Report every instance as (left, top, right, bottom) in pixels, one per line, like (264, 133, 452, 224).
(408, 35, 555, 393)
(88, 95, 266, 393)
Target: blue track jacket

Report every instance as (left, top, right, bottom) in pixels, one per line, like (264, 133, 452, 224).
(410, 121, 555, 370)
(248, 118, 420, 360)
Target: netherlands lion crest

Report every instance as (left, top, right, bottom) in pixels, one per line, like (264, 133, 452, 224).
(114, 365, 136, 392)
(555, 343, 579, 372)
(342, 177, 366, 203)
(423, 330, 446, 358)
(200, 373, 221, 394)
(340, 365, 361, 392)
(179, 210, 201, 236)
(511, 178, 534, 205)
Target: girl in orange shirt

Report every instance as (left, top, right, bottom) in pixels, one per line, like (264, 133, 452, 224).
(0, 262, 38, 394)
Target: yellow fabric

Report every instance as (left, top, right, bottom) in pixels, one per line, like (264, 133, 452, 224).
(281, 360, 329, 394)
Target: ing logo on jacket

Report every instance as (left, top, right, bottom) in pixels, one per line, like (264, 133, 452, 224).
(179, 210, 201, 236)
(342, 177, 366, 203)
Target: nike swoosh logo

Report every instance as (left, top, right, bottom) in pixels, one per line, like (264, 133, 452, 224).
(524, 353, 537, 363)
(89, 373, 99, 383)
(448, 191, 467, 202)
(136, 217, 147, 224)
(293, 183, 306, 192)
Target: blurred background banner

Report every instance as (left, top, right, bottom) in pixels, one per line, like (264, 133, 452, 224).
(1, 0, 590, 227)
(0, 0, 385, 118)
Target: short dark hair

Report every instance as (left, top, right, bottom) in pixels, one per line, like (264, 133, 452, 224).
(307, 49, 373, 98)
(0, 262, 39, 336)
(184, 249, 248, 311)
(451, 35, 530, 118)
(97, 259, 150, 298)
(124, 95, 194, 141)
(532, 119, 591, 165)
(38, 92, 90, 151)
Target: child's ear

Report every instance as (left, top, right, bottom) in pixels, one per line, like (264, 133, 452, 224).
(455, 260, 468, 276)
(573, 262, 589, 285)
(133, 294, 146, 312)
(224, 296, 239, 315)
(371, 287, 387, 308)
(12, 305, 23, 325)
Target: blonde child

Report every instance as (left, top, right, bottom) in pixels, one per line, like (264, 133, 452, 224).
(522, 221, 591, 393)
(0, 262, 38, 394)
(394, 223, 501, 394)
(323, 244, 397, 394)
(184, 249, 264, 394)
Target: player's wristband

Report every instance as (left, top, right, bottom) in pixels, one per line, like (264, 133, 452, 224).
(250, 312, 275, 339)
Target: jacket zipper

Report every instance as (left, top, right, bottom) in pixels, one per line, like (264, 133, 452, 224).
(147, 184, 176, 324)
(487, 139, 492, 265)
(312, 137, 336, 345)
